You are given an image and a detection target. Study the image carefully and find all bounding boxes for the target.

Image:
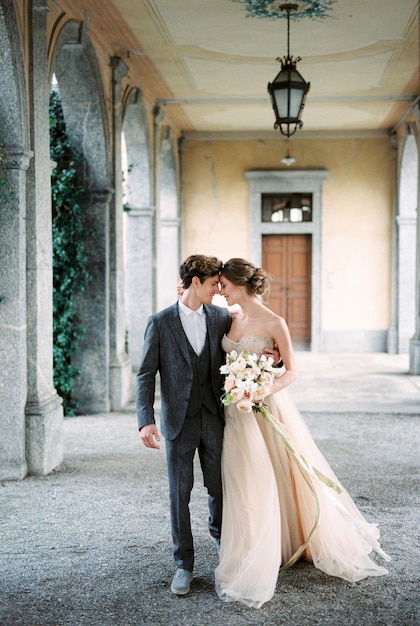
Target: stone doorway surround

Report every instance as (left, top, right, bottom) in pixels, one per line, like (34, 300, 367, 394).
(246, 169, 328, 352)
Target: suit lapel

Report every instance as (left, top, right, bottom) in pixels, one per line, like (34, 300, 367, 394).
(204, 304, 219, 363)
(167, 303, 191, 365)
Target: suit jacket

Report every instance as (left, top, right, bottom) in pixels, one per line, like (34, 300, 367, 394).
(136, 302, 231, 440)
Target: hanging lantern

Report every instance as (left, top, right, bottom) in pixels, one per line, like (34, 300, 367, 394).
(267, 3, 310, 137)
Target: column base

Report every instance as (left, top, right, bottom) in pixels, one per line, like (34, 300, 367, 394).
(409, 337, 420, 375)
(25, 392, 64, 476)
(0, 461, 27, 481)
(109, 353, 132, 410)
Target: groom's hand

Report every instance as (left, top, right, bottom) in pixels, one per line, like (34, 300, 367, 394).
(140, 424, 161, 450)
(263, 343, 282, 367)
(177, 280, 184, 296)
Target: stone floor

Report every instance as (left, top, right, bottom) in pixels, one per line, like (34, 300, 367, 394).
(0, 352, 419, 625)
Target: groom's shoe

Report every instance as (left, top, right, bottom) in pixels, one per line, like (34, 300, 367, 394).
(171, 568, 193, 595)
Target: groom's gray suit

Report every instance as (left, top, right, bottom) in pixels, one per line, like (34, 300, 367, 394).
(136, 301, 231, 572)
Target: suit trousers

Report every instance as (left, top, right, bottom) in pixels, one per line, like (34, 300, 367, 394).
(165, 406, 224, 572)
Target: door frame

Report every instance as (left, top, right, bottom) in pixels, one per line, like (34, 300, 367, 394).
(245, 169, 329, 351)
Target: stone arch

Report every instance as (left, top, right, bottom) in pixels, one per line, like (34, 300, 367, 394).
(389, 125, 418, 354)
(0, 0, 32, 478)
(51, 20, 110, 187)
(122, 89, 154, 369)
(156, 126, 181, 311)
(50, 19, 112, 413)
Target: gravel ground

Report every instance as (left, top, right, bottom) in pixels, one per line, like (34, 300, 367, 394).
(0, 406, 418, 626)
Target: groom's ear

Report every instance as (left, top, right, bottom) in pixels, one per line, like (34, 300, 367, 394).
(191, 276, 200, 288)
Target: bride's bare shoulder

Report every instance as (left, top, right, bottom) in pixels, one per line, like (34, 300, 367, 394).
(264, 308, 288, 331)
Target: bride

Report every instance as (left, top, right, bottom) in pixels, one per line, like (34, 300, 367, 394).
(214, 258, 390, 609)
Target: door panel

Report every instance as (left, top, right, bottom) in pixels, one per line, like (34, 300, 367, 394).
(262, 234, 311, 348)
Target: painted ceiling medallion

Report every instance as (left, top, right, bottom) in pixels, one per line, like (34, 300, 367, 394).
(231, 0, 336, 20)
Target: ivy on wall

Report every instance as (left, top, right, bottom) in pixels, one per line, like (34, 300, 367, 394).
(49, 88, 91, 416)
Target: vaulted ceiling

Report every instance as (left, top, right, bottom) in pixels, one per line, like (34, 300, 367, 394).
(108, 0, 419, 137)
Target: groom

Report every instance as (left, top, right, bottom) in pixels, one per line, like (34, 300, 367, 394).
(136, 254, 231, 596)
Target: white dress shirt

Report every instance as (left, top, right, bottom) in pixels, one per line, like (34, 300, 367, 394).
(178, 300, 207, 355)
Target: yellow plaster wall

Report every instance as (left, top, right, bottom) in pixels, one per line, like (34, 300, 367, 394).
(322, 139, 393, 330)
(181, 137, 394, 331)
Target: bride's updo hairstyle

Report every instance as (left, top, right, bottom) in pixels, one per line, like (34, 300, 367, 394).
(221, 258, 271, 301)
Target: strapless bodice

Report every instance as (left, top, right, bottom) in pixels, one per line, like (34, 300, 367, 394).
(222, 334, 274, 355)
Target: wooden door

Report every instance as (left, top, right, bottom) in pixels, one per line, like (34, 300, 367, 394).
(262, 234, 311, 348)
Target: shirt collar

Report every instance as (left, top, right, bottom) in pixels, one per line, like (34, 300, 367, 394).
(178, 300, 204, 316)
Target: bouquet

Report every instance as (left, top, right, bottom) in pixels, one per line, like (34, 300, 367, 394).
(220, 349, 341, 494)
(220, 350, 276, 413)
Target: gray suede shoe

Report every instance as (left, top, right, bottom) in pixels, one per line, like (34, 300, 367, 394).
(171, 568, 193, 595)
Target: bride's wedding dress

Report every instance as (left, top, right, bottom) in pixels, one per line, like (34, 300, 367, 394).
(215, 335, 389, 609)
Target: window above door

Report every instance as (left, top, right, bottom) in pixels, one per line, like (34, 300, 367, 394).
(262, 193, 313, 223)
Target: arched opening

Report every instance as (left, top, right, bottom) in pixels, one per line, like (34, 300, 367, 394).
(49, 83, 91, 416)
(398, 128, 418, 352)
(122, 89, 154, 371)
(51, 20, 112, 413)
(389, 126, 418, 354)
(156, 128, 181, 312)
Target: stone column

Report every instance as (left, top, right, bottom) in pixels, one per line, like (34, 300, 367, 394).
(24, 0, 63, 476)
(73, 189, 112, 413)
(387, 133, 398, 354)
(409, 104, 420, 373)
(397, 211, 417, 353)
(0, 148, 32, 480)
(109, 57, 131, 409)
(158, 216, 182, 311)
(125, 206, 156, 369)
(123, 92, 155, 371)
(155, 123, 181, 312)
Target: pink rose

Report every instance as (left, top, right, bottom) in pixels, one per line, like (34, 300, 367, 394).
(231, 388, 244, 402)
(262, 372, 274, 386)
(224, 374, 236, 391)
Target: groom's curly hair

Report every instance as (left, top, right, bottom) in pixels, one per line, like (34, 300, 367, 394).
(180, 254, 222, 289)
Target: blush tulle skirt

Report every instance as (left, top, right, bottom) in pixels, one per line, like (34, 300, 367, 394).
(215, 388, 390, 609)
